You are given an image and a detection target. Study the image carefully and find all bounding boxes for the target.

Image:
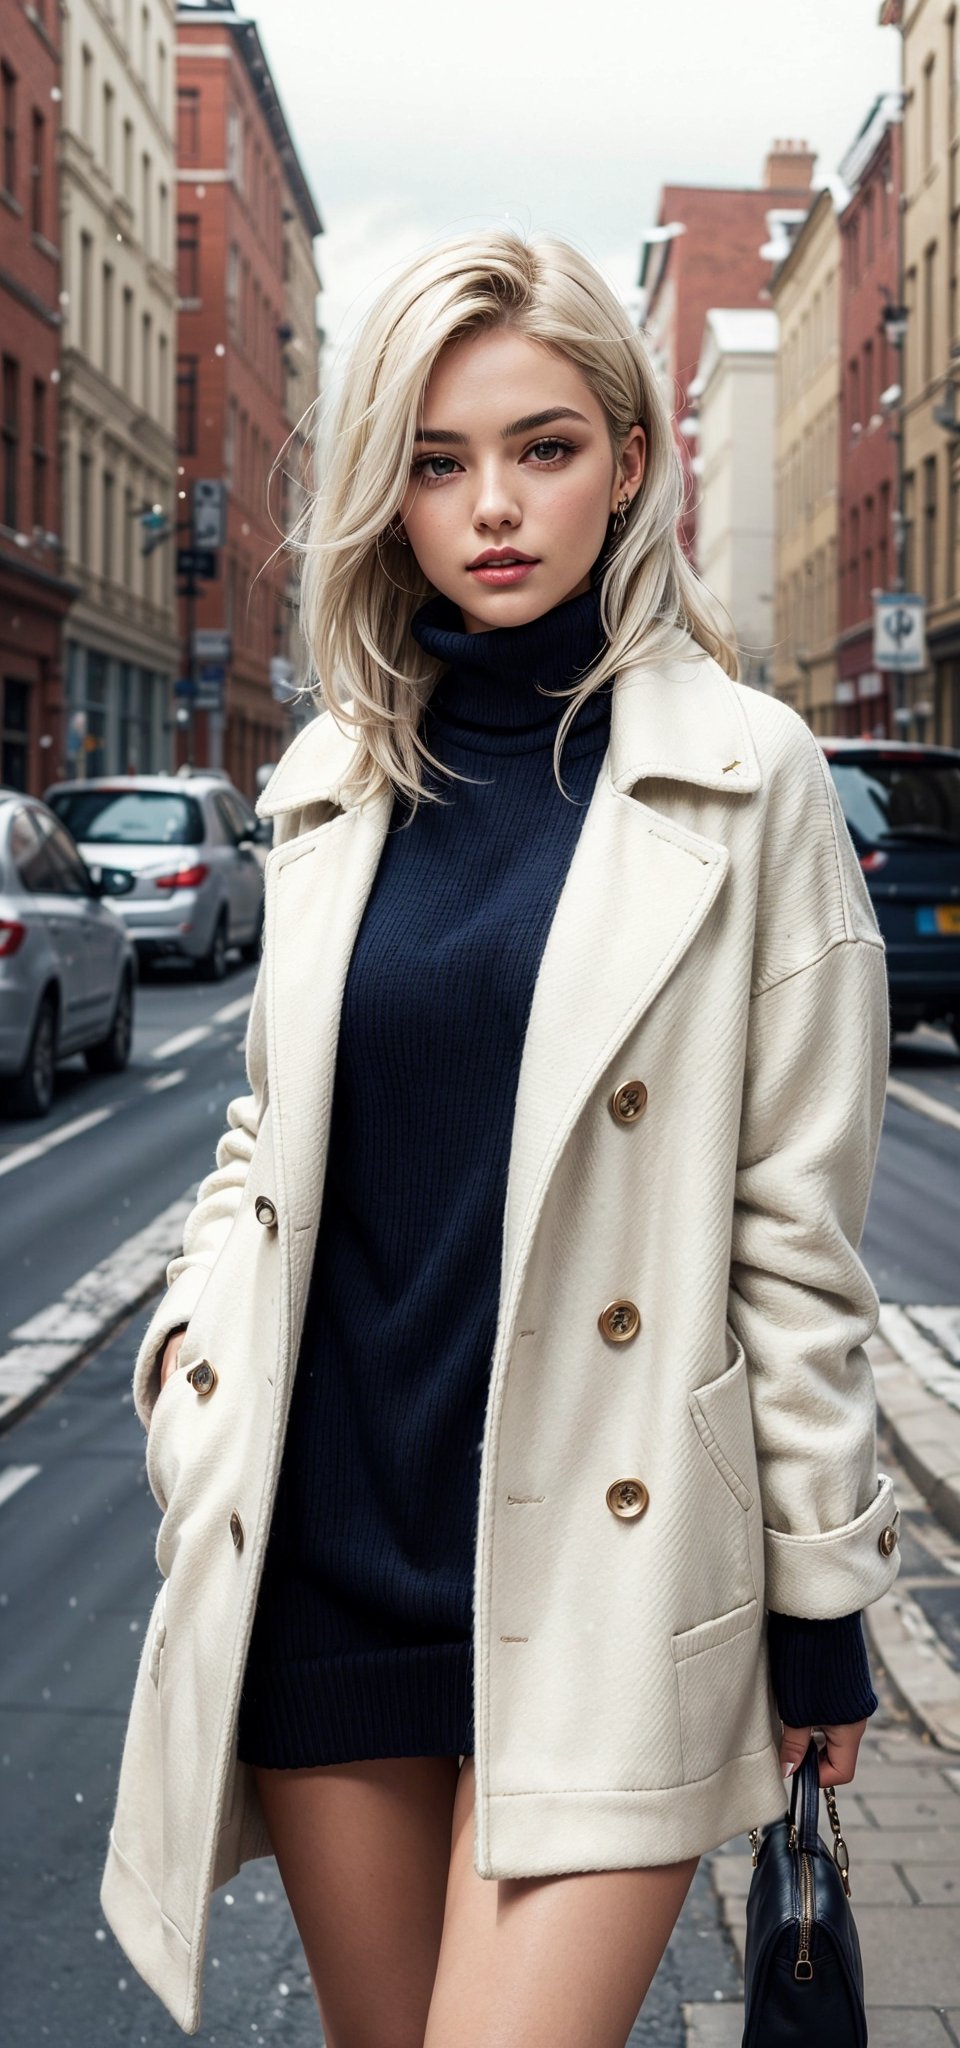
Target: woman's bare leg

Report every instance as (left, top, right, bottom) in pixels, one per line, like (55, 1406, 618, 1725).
(253, 1755, 461, 2048)
(423, 1756, 699, 2048)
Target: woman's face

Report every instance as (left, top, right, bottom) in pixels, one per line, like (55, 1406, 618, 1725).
(396, 326, 646, 634)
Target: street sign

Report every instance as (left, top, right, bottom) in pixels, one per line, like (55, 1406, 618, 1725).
(192, 479, 226, 549)
(194, 676, 224, 712)
(174, 677, 198, 700)
(874, 593, 927, 673)
(177, 547, 218, 580)
(192, 628, 231, 661)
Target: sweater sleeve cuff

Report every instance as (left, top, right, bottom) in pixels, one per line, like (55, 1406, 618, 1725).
(766, 1607, 879, 1727)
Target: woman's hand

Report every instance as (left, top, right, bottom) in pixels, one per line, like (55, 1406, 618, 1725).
(158, 1325, 189, 1394)
(779, 1718, 867, 1788)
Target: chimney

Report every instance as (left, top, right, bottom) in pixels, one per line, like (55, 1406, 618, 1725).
(763, 138, 818, 192)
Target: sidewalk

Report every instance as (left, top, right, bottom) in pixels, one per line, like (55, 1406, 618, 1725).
(685, 1311, 960, 2046)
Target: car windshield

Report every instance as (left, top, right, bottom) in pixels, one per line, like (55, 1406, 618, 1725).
(46, 788, 204, 847)
(826, 754, 960, 847)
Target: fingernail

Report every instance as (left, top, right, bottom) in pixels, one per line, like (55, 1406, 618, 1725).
(783, 1761, 798, 1778)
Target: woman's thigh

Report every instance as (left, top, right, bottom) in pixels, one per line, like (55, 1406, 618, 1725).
(253, 1754, 461, 2048)
(423, 1757, 699, 2048)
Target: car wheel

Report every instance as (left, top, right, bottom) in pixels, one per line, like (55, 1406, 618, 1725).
(197, 909, 229, 982)
(239, 902, 264, 964)
(5, 991, 58, 1118)
(84, 971, 134, 1074)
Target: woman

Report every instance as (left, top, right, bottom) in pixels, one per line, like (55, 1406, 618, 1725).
(101, 229, 901, 2043)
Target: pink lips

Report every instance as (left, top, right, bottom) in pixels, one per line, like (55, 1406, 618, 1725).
(468, 560, 539, 585)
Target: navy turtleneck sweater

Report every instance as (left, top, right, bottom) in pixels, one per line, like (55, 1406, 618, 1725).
(236, 580, 877, 1770)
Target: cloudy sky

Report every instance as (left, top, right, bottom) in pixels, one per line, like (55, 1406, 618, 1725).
(240, 0, 898, 397)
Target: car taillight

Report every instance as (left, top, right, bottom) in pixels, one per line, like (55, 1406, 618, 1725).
(154, 863, 209, 890)
(0, 917, 27, 956)
(859, 849, 889, 872)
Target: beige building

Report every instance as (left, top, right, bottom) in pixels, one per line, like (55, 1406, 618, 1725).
(770, 186, 842, 728)
(59, 0, 178, 775)
(693, 308, 779, 692)
(892, 0, 960, 744)
(277, 176, 322, 730)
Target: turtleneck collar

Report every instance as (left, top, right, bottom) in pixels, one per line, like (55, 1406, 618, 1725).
(409, 578, 610, 740)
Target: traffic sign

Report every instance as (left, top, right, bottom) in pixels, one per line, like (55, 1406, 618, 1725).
(177, 547, 218, 580)
(874, 593, 927, 673)
(192, 629, 231, 661)
(192, 479, 226, 549)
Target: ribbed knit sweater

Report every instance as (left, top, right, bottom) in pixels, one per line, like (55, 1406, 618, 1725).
(235, 579, 877, 1770)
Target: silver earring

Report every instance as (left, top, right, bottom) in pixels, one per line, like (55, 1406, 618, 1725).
(612, 494, 630, 535)
(387, 519, 408, 547)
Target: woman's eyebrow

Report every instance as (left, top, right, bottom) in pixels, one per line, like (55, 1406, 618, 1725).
(412, 407, 590, 447)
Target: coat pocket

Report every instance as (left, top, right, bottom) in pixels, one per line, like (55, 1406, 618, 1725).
(688, 1342, 757, 1514)
(671, 1595, 763, 1782)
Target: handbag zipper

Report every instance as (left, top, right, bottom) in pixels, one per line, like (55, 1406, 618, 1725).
(788, 1818, 815, 1980)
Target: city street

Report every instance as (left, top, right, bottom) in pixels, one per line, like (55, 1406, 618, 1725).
(0, 973, 959, 2044)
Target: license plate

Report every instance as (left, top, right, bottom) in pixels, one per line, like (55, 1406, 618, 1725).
(916, 904, 960, 934)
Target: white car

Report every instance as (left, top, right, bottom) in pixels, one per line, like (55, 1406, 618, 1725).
(43, 773, 268, 979)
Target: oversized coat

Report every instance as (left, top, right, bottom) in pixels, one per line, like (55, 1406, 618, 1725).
(101, 631, 902, 2033)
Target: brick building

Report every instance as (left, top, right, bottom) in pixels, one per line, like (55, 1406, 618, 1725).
(175, 0, 322, 795)
(836, 93, 902, 738)
(0, 0, 76, 793)
(638, 141, 817, 561)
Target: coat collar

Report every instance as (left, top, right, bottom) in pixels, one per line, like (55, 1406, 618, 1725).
(256, 635, 762, 819)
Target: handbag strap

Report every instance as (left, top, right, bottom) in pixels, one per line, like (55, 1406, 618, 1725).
(784, 1735, 853, 1896)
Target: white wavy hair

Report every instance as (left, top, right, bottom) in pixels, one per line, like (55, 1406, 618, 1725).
(280, 225, 737, 814)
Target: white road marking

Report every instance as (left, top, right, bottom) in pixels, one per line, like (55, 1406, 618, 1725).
(0, 1106, 116, 1180)
(212, 994, 253, 1024)
(143, 1068, 186, 1093)
(150, 1024, 212, 1060)
(886, 1076, 960, 1134)
(0, 1464, 40, 1507)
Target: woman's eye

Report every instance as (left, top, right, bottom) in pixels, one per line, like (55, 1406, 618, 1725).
(528, 438, 574, 464)
(411, 439, 576, 485)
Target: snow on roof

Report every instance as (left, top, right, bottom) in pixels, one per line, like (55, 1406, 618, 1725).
(703, 308, 780, 355)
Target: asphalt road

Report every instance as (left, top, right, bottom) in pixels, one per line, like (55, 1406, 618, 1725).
(0, 973, 958, 2044)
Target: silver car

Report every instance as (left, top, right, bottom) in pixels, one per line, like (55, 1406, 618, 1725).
(0, 789, 139, 1118)
(43, 773, 268, 980)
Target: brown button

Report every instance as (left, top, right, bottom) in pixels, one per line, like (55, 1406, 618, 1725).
(609, 1080, 648, 1124)
(255, 1195, 277, 1228)
(598, 1299, 641, 1343)
(606, 1478, 649, 1519)
(186, 1360, 218, 1397)
(229, 1510, 244, 1551)
(878, 1523, 899, 1558)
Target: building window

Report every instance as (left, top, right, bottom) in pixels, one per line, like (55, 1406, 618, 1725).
(177, 356, 198, 453)
(158, 332, 167, 428)
(102, 81, 114, 179)
(141, 311, 152, 412)
(158, 180, 168, 266)
(2, 61, 16, 200)
(924, 454, 938, 603)
(30, 108, 44, 234)
(79, 229, 92, 353)
(102, 262, 113, 380)
(123, 484, 134, 588)
(81, 46, 94, 148)
(31, 379, 46, 529)
(122, 286, 133, 391)
(123, 116, 133, 196)
(78, 450, 92, 567)
(177, 214, 200, 299)
(177, 86, 200, 160)
(923, 242, 937, 386)
(2, 356, 18, 530)
(1, 677, 29, 790)
(863, 337, 873, 422)
(923, 54, 936, 175)
(141, 152, 151, 256)
(102, 469, 114, 582)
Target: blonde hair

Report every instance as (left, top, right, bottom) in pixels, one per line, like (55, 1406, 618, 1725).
(286, 226, 737, 814)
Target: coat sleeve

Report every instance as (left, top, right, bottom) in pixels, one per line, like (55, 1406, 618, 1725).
(726, 723, 901, 1621)
(131, 943, 270, 1429)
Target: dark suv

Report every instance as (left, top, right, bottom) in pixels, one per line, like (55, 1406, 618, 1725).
(818, 739, 960, 1049)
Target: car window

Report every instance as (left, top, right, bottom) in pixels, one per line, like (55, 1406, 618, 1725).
(9, 807, 64, 894)
(214, 791, 254, 842)
(826, 753, 960, 847)
(41, 816, 93, 896)
(46, 787, 205, 846)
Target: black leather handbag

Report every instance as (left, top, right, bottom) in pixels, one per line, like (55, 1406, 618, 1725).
(741, 1735, 867, 2047)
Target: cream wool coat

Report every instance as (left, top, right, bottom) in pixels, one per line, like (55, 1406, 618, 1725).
(101, 633, 902, 2033)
